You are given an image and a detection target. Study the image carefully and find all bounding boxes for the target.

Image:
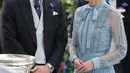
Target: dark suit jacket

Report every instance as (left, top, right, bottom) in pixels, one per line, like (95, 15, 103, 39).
(1, 0, 67, 72)
(76, 0, 88, 8)
(117, 0, 130, 23)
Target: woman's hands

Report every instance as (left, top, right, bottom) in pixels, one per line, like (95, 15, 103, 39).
(73, 58, 83, 70)
(73, 59, 94, 73)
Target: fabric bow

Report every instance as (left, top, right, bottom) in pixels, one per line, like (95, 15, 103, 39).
(80, 5, 99, 21)
(77, 5, 100, 53)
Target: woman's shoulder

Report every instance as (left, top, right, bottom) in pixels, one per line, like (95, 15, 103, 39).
(104, 4, 120, 15)
(103, 4, 124, 19)
(75, 4, 89, 14)
(104, 4, 123, 22)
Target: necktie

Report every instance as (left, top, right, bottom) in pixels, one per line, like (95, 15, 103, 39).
(34, 0, 41, 18)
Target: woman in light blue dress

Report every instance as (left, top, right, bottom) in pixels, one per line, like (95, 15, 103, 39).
(69, 0, 127, 73)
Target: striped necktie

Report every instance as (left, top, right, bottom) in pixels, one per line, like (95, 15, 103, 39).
(34, 0, 41, 18)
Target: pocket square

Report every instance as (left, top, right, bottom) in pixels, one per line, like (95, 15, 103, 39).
(53, 11, 58, 16)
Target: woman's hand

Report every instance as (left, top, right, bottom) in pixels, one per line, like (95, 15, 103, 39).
(73, 58, 83, 71)
(78, 60, 94, 73)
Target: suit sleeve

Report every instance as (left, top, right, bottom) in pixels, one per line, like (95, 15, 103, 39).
(1, 0, 27, 54)
(47, 0, 67, 72)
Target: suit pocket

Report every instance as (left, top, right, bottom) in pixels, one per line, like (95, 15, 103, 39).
(52, 15, 58, 27)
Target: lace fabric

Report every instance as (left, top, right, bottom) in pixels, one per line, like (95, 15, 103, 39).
(69, 3, 127, 69)
(99, 7, 127, 68)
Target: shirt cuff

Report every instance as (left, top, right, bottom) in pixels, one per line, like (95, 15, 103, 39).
(69, 55, 78, 63)
(92, 57, 100, 69)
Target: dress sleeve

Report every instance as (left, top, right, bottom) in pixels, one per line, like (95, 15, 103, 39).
(69, 7, 82, 63)
(92, 10, 127, 69)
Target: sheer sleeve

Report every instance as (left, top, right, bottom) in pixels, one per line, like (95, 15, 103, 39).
(92, 10, 127, 69)
(69, 7, 82, 63)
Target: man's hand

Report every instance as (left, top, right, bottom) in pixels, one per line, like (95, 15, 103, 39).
(117, 7, 126, 18)
(73, 58, 83, 71)
(117, 7, 126, 13)
(31, 65, 50, 73)
(78, 60, 94, 73)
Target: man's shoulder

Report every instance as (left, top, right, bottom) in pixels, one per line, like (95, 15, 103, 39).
(3, 0, 17, 5)
(53, 0, 61, 2)
(3, 0, 17, 2)
(51, 0, 62, 8)
(53, 0, 61, 4)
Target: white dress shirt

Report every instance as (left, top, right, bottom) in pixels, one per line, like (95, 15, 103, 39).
(30, 0, 46, 64)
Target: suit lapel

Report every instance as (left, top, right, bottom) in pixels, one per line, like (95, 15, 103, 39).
(43, 0, 53, 28)
(43, 0, 53, 59)
(18, 0, 37, 46)
(18, 0, 54, 58)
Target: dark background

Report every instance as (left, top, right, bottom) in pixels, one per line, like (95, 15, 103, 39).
(0, 0, 2, 9)
(0, 0, 2, 53)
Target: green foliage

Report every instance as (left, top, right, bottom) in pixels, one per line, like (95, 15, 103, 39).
(62, 0, 76, 25)
(58, 0, 76, 73)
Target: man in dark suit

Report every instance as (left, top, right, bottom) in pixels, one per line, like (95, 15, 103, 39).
(117, 0, 130, 73)
(1, 0, 67, 73)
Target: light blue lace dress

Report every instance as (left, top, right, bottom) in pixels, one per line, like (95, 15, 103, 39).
(69, 2, 127, 73)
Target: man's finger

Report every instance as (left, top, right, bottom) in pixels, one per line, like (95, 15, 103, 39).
(31, 66, 39, 72)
